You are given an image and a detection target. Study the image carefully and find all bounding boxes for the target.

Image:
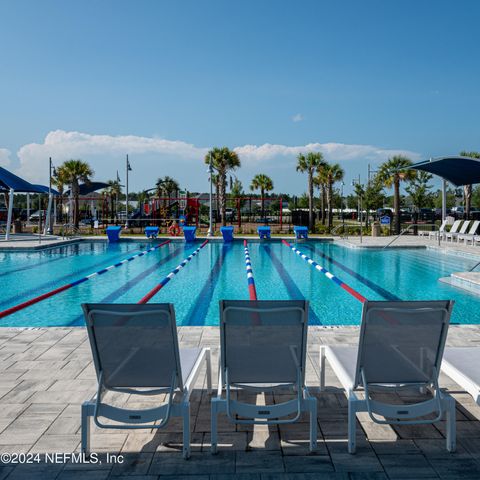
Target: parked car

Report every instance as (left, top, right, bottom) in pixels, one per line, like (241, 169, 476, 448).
(28, 210, 46, 222)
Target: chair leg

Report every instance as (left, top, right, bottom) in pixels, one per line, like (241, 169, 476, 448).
(211, 398, 219, 454)
(81, 402, 93, 457)
(182, 401, 191, 460)
(206, 349, 213, 394)
(307, 396, 318, 452)
(348, 394, 357, 454)
(445, 396, 456, 453)
(319, 346, 326, 391)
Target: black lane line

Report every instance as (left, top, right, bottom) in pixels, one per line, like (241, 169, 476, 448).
(68, 245, 185, 325)
(304, 244, 401, 301)
(185, 244, 231, 326)
(0, 244, 149, 309)
(263, 245, 322, 325)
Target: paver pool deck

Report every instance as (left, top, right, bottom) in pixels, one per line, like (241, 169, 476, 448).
(1, 325, 480, 479)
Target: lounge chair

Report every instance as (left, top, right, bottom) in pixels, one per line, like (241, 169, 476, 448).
(81, 303, 212, 459)
(442, 347, 480, 405)
(445, 220, 467, 242)
(320, 300, 456, 454)
(457, 220, 480, 244)
(211, 300, 317, 453)
(421, 219, 446, 239)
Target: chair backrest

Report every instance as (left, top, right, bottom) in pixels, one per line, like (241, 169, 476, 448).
(438, 220, 448, 232)
(468, 220, 480, 235)
(82, 303, 182, 389)
(354, 300, 453, 388)
(219, 300, 308, 385)
(449, 220, 462, 233)
(458, 221, 471, 234)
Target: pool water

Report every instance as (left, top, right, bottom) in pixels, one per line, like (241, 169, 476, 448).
(1, 240, 479, 327)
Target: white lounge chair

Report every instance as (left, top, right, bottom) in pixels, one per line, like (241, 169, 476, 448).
(320, 300, 456, 454)
(457, 220, 480, 244)
(445, 220, 468, 242)
(211, 300, 317, 453)
(81, 303, 212, 459)
(420, 219, 446, 238)
(442, 347, 480, 405)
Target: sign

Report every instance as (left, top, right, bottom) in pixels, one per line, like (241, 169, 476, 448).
(380, 215, 391, 225)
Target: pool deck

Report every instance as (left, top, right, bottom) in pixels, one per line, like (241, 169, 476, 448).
(1, 325, 480, 479)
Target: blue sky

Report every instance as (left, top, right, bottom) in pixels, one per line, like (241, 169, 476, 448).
(0, 0, 479, 194)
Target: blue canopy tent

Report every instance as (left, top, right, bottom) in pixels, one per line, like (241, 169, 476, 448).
(410, 156, 480, 222)
(0, 166, 53, 240)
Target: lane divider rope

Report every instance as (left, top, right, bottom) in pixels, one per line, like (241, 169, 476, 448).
(0, 240, 172, 320)
(138, 239, 209, 304)
(244, 240, 258, 300)
(281, 240, 366, 303)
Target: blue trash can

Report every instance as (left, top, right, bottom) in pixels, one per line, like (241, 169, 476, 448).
(294, 226, 308, 240)
(145, 226, 159, 239)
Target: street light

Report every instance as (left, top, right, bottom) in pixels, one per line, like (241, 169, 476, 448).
(207, 152, 214, 237)
(351, 174, 363, 244)
(340, 181, 345, 233)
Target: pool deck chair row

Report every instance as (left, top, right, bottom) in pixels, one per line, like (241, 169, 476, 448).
(211, 300, 317, 454)
(81, 303, 212, 459)
(320, 300, 456, 454)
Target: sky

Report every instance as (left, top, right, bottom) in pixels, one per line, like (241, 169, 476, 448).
(0, 0, 479, 195)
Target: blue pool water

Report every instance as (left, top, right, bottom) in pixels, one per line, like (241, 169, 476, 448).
(1, 240, 480, 327)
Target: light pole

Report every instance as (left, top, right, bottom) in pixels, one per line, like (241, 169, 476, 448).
(340, 181, 345, 233)
(207, 152, 214, 237)
(125, 155, 132, 228)
(352, 174, 363, 244)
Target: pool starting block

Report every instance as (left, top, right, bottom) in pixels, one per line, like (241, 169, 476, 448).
(220, 226, 234, 242)
(294, 225, 308, 240)
(257, 226, 271, 240)
(145, 226, 159, 239)
(183, 226, 197, 242)
(106, 226, 122, 242)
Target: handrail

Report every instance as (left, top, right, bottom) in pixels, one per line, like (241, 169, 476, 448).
(383, 223, 440, 249)
(332, 223, 366, 240)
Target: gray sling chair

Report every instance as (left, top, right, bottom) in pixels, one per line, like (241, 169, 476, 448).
(211, 300, 317, 454)
(319, 300, 456, 454)
(81, 303, 212, 459)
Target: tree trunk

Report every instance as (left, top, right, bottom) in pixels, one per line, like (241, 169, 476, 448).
(261, 188, 265, 220)
(73, 182, 80, 228)
(327, 182, 333, 229)
(220, 172, 227, 227)
(394, 176, 401, 235)
(308, 172, 314, 232)
(321, 186, 326, 225)
(464, 184, 472, 219)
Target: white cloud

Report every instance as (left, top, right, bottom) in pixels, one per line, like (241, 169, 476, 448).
(292, 113, 303, 122)
(9, 130, 421, 194)
(0, 148, 11, 167)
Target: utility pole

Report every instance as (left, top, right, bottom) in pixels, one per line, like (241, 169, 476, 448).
(125, 155, 132, 228)
(207, 152, 213, 237)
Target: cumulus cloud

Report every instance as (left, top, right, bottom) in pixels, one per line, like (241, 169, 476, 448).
(10, 130, 421, 193)
(292, 113, 303, 122)
(0, 148, 11, 167)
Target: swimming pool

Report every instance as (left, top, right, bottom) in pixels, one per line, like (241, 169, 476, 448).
(1, 240, 479, 327)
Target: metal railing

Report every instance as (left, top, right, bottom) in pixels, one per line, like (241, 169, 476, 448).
(331, 223, 366, 242)
(62, 224, 80, 239)
(383, 224, 441, 249)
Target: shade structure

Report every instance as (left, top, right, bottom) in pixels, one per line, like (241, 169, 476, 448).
(64, 182, 109, 196)
(410, 156, 480, 187)
(32, 184, 60, 196)
(0, 166, 46, 193)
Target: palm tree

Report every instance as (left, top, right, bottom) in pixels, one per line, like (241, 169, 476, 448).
(105, 179, 122, 219)
(250, 174, 274, 219)
(460, 151, 480, 219)
(155, 176, 180, 206)
(204, 147, 241, 226)
(51, 167, 69, 223)
(405, 171, 433, 234)
(56, 159, 94, 227)
(323, 163, 345, 229)
(314, 164, 328, 225)
(296, 152, 327, 231)
(377, 155, 416, 235)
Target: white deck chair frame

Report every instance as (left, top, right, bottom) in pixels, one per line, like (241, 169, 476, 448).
(445, 220, 467, 242)
(442, 347, 480, 405)
(211, 300, 317, 454)
(422, 219, 446, 238)
(457, 220, 480, 244)
(319, 300, 456, 454)
(81, 303, 212, 459)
